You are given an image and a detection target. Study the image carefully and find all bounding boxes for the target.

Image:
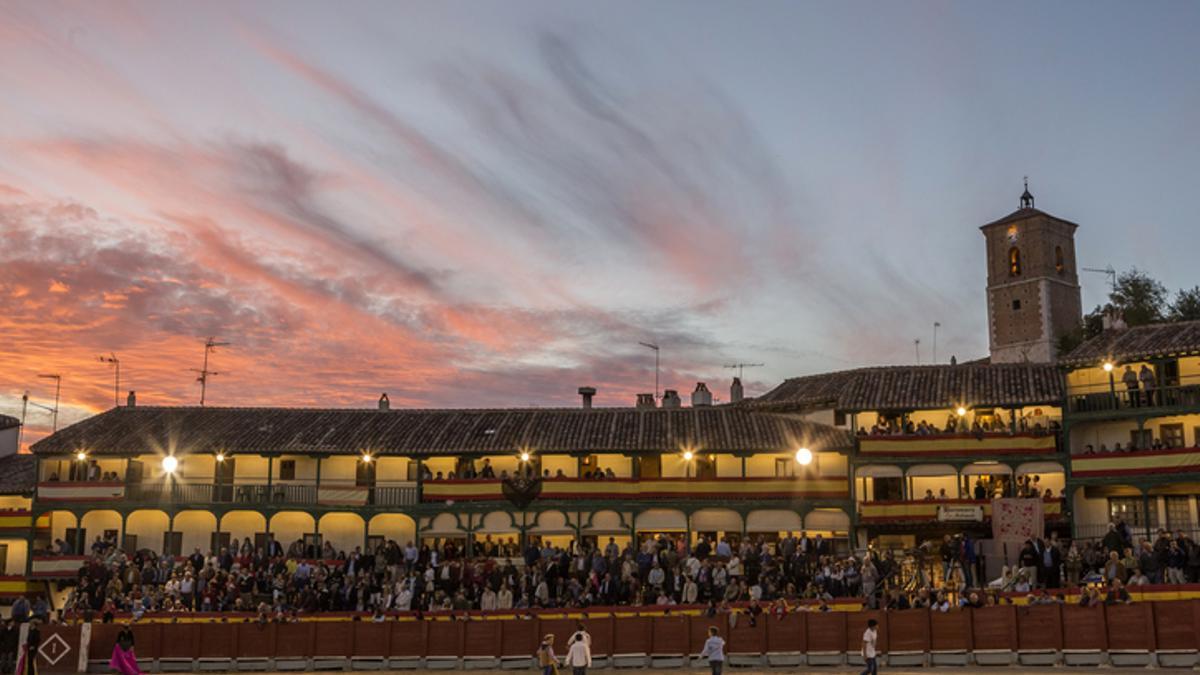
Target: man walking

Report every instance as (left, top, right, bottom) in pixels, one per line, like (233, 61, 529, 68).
(861, 618, 879, 675)
(699, 626, 725, 675)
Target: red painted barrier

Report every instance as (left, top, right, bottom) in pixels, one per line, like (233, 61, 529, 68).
(847, 610, 887, 654)
(806, 611, 847, 653)
(689, 616, 722, 654)
(1106, 602, 1155, 651)
(314, 622, 354, 658)
(352, 622, 391, 657)
(766, 613, 805, 654)
(612, 616, 652, 655)
(650, 616, 688, 655)
(726, 618, 766, 654)
(1153, 600, 1199, 650)
(971, 605, 1017, 651)
(159, 623, 198, 660)
(463, 621, 502, 657)
(930, 610, 972, 651)
(1062, 605, 1106, 651)
(197, 622, 236, 658)
(425, 621, 463, 657)
(35, 624, 81, 675)
(500, 619, 539, 658)
(390, 622, 426, 657)
(1016, 604, 1062, 651)
(236, 623, 277, 658)
(274, 622, 315, 658)
(886, 610, 929, 653)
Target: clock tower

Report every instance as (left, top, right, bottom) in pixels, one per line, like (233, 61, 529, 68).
(980, 182, 1082, 363)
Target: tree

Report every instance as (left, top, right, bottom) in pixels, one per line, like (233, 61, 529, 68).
(1170, 286, 1200, 322)
(1109, 268, 1168, 326)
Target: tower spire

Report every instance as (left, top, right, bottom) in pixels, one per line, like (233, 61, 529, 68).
(1020, 176, 1035, 209)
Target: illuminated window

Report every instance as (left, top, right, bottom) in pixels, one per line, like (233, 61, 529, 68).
(1055, 246, 1065, 273)
(1009, 247, 1022, 276)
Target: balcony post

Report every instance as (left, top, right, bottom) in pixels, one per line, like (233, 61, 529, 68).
(119, 511, 128, 553)
(1142, 494, 1153, 541)
(315, 456, 323, 497)
(266, 456, 274, 498)
(415, 459, 424, 502)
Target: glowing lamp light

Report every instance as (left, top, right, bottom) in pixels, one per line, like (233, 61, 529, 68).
(1103, 362, 1114, 373)
(162, 456, 179, 474)
(955, 406, 967, 417)
(682, 450, 695, 461)
(361, 453, 372, 463)
(519, 451, 531, 463)
(795, 447, 813, 465)
(215, 452, 225, 463)
(75, 451, 87, 462)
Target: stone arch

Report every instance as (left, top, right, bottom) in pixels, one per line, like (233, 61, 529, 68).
(124, 509, 167, 553)
(218, 510, 264, 554)
(368, 513, 417, 547)
(318, 512, 366, 556)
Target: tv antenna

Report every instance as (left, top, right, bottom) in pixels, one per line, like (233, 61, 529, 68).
(914, 339, 921, 364)
(191, 337, 230, 406)
(638, 342, 660, 399)
(99, 353, 120, 408)
(723, 363, 764, 379)
(19, 390, 57, 449)
(1082, 265, 1117, 292)
(36, 373, 62, 432)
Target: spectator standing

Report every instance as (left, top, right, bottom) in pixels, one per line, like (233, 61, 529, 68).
(699, 626, 725, 675)
(860, 618, 879, 675)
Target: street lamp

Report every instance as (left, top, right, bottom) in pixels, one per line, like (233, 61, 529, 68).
(360, 453, 372, 463)
(519, 451, 531, 463)
(795, 447, 813, 466)
(162, 456, 179, 474)
(1103, 361, 1117, 407)
(682, 450, 694, 462)
(215, 452, 226, 463)
(75, 450, 87, 462)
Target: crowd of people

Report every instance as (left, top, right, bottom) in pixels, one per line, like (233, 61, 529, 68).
(53, 520, 1200, 623)
(857, 410, 1059, 437)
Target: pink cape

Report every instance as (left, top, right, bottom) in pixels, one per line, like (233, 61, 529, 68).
(109, 643, 142, 675)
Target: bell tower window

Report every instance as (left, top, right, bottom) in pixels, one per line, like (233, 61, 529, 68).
(1008, 247, 1022, 276)
(1055, 246, 1065, 273)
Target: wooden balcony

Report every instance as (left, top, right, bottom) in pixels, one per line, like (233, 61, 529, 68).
(421, 476, 849, 503)
(858, 497, 1064, 524)
(38, 481, 418, 508)
(858, 432, 1059, 458)
(1070, 447, 1200, 478)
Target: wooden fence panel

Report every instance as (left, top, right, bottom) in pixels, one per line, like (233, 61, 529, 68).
(929, 610, 971, 651)
(886, 611, 929, 653)
(806, 611, 847, 653)
(1016, 604, 1062, 651)
(971, 605, 1017, 651)
(1106, 603, 1155, 651)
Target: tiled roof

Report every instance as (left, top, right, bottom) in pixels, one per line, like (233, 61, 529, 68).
(1061, 320, 1200, 367)
(0, 454, 36, 495)
(753, 363, 1064, 412)
(0, 415, 19, 431)
(30, 406, 854, 457)
(979, 207, 1079, 230)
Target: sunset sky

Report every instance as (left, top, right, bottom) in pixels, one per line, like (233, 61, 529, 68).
(3, 1, 1199, 447)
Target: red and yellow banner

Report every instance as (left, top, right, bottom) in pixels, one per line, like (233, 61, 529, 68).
(859, 433, 1057, 457)
(0, 510, 46, 533)
(423, 477, 848, 503)
(1071, 448, 1200, 478)
(859, 498, 1062, 523)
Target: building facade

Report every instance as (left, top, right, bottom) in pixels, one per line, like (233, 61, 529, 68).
(9, 187, 1199, 595)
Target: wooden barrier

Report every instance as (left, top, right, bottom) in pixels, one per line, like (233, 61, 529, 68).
(886, 610, 930, 653)
(765, 613, 805, 654)
(1153, 599, 1199, 650)
(67, 599, 1200, 671)
(650, 616, 688, 655)
(1016, 604, 1062, 651)
(1106, 602, 1155, 651)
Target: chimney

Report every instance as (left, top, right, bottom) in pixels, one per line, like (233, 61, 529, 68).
(578, 386, 597, 409)
(691, 382, 713, 407)
(730, 377, 744, 403)
(378, 393, 390, 411)
(636, 393, 656, 409)
(662, 389, 682, 409)
(126, 391, 136, 408)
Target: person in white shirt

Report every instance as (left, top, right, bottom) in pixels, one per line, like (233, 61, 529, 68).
(860, 618, 878, 675)
(565, 630, 592, 675)
(699, 626, 726, 675)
